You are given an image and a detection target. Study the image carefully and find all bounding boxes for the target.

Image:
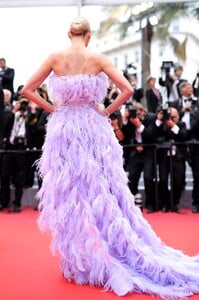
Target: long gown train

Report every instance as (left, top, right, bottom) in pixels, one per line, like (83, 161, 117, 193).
(37, 72, 199, 299)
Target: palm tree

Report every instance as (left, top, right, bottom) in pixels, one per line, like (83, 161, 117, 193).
(97, 3, 199, 100)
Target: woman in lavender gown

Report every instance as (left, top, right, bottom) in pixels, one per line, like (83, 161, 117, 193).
(22, 17, 199, 299)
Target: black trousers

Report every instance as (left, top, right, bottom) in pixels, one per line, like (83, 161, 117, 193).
(0, 151, 26, 208)
(158, 155, 185, 208)
(127, 150, 144, 196)
(190, 152, 199, 206)
(127, 149, 156, 209)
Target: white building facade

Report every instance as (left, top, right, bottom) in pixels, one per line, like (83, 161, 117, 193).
(92, 16, 199, 88)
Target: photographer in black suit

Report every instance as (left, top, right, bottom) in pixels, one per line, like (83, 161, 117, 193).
(0, 98, 28, 212)
(156, 107, 187, 212)
(0, 58, 15, 101)
(0, 88, 4, 149)
(192, 72, 199, 98)
(175, 81, 199, 114)
(174, 81, 199, 213)
(123, 103, 157, 212)
(159, 62, 185, 104)
(188, 110, 199, 213)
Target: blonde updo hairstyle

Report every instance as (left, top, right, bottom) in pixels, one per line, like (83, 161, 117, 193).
(70, 17, 91, 36)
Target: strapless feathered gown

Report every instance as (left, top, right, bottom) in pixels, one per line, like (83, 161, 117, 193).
(37, 72, 199, 299)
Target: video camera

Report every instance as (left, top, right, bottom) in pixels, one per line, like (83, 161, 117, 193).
(161, 61, 174, 74)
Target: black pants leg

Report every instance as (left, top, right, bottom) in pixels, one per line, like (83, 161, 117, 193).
(143, 150, 156, 210)
(0, 154, 13, 208)
(12, 153, 26, 208)
(190, 153, 199, 206)
(127, 152, 144, 196)
(158, 158, 170, 209)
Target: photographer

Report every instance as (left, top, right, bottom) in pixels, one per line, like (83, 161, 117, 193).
(159, 62, 186, 103)
(123, 64, 143, 104)
(109, 110, 124, 143)
(0, 88, 4, 149)
(123, 103, 157, 212)
(156, 106, 187, 212)
(103, 79, 119, 108)
(24, 87, 51, 190)
(0, 97, 28, 212)
(177, 82, 199, 213)
(0, 58, 15, 101)
(176, 81, 199, 120)
(192, 72, 199, 98)
(128, 73, 144, 104)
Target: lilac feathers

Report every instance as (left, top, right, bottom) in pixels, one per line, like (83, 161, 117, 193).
(37, 72, 199, 299)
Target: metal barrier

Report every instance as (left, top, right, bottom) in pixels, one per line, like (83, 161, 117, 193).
(123, 140, 199, 210)
(0, 140, 199, 209)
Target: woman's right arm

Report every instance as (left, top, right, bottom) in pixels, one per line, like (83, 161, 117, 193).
(99, 54, 133, 116)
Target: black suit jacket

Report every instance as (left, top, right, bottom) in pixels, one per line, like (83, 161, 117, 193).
(171, 97, 199, 111)
(155, 120, 187, 161)
(2, 108, 14, 148)
(0, 88, 4, 148)
(0, 67, 15, 96)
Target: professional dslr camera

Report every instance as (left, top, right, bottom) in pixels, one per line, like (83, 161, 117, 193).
(157, 104, 171, 121)
(109, 111, 120, 121)
(127, 104, 137, 119)
(161, 61, 174, 75)
(18, 100, 29, 112)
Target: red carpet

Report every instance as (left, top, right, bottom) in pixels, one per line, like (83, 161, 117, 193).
(0, 207, 199, 300)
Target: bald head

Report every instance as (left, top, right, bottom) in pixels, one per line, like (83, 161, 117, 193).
(170, 107, 179, 123)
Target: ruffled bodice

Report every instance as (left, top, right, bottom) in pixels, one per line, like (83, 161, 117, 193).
(48, 72, 108, 106)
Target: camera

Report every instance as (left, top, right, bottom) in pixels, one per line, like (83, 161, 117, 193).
(18, 100, 28, 112)
(110, 112, 120, 120)
(157, 104, 171, 121)
(123, 62, 137, 81)
(127, 104, 137, 119)
(161, 61, 174, 74)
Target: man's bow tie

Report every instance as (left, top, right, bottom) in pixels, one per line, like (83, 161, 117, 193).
(184, 98, 192, 103)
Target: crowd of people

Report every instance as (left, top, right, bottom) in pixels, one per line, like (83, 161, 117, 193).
(0, 58, 51, 212)
(105, 63, 199, 214)
(0, 57, 199, 214)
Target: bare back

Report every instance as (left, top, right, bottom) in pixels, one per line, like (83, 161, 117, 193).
(52, 47, 103, 76)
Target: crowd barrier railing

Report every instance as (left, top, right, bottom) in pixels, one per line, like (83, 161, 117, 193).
(0, 140, 199, 210)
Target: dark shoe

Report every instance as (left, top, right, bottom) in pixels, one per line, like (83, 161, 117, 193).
(8, 205, 21, 213)
(146, 206, 156, 213)
(192, 205, 199, 213)
(0, 204, 9, 211)
(161, 206, 170, 213)
(171, 205, 179, 213)
(13, 206, 21, 213)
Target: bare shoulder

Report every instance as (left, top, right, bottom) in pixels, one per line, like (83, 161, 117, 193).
(88, 51, 113, 72)
(47, 50, 67, 62)
(91, 51, 111, 64)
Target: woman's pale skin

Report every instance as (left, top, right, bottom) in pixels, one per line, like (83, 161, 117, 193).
(22, 31, 133, 115)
